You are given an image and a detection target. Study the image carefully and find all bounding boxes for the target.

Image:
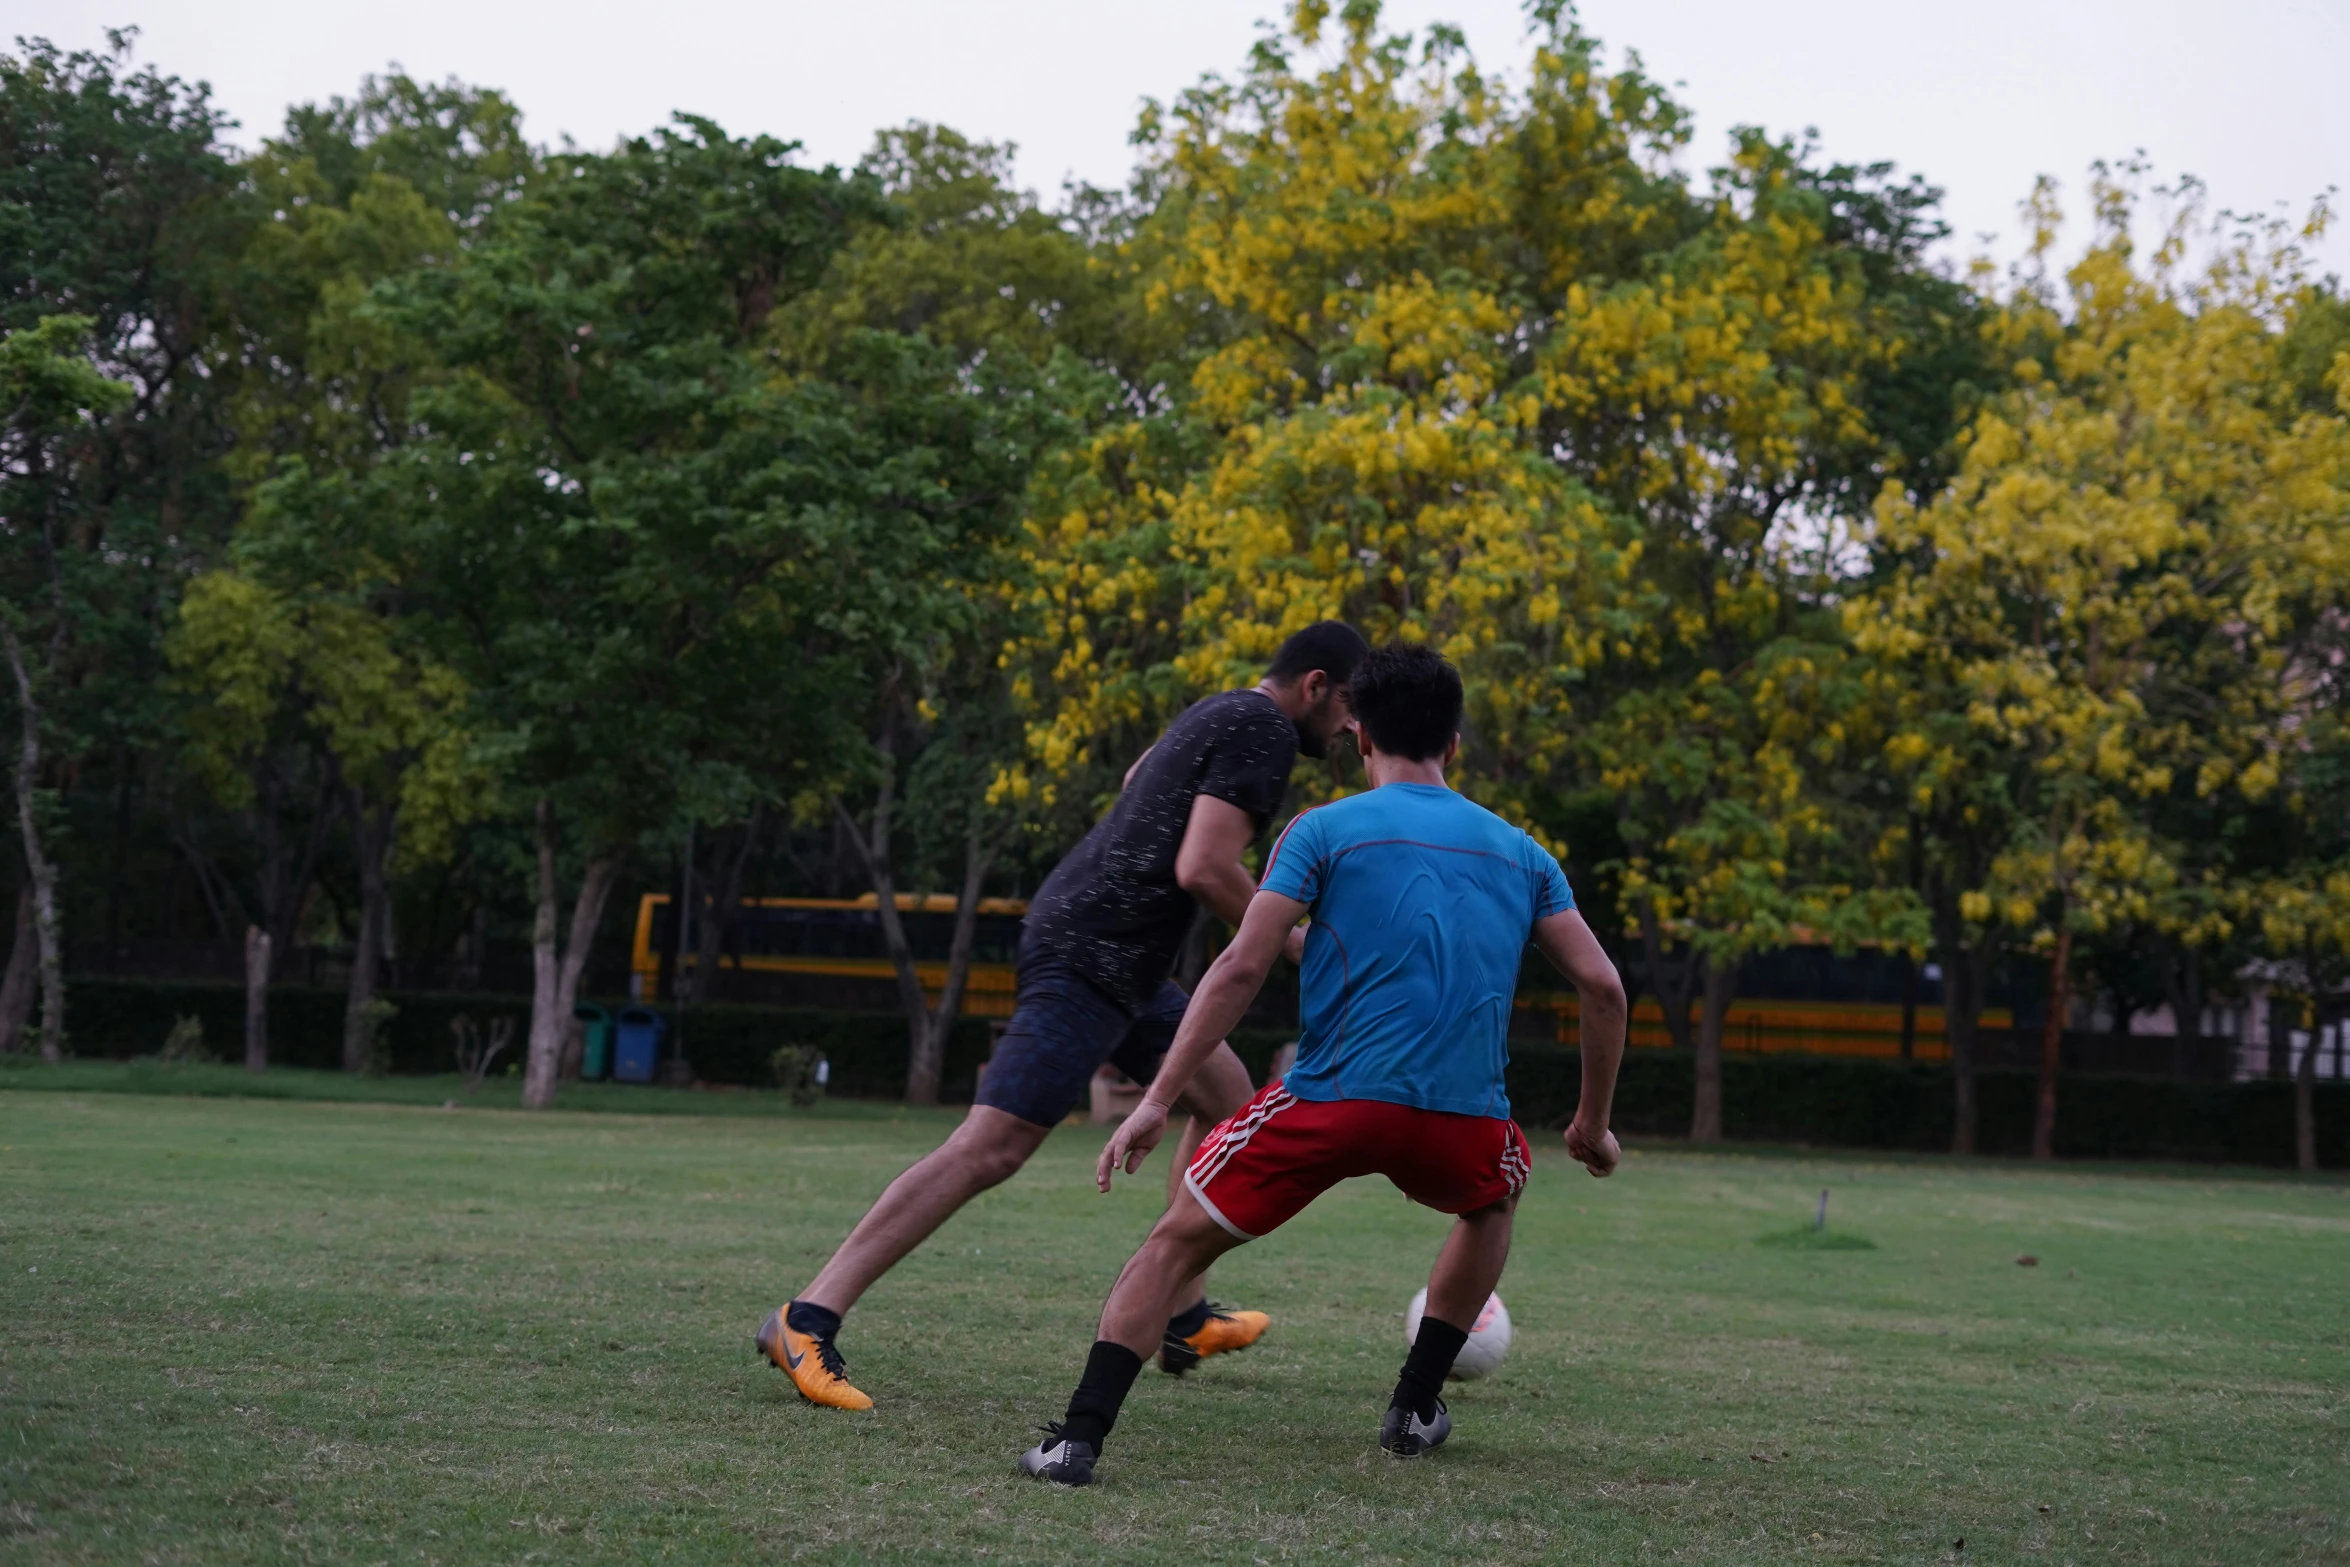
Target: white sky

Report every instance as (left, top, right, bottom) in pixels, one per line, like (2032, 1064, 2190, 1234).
(15, 0, 2350, 282)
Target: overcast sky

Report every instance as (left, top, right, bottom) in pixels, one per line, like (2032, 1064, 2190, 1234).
(16, 0, 2350, 280)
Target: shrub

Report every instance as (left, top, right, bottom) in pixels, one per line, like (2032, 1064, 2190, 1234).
(158, 1015, 211, 1065)
(768, 1046, 826, 1108)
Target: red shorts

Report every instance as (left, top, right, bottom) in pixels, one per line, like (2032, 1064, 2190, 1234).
(1182, 1082, 1532, 1240)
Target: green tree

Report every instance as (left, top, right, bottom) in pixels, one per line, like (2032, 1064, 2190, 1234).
(162, 76, 525, 1045)
(171, 547, 481, 1071)
(0, 316, 133, 1057)
(384, 115, 896, 1106)
(780, 125, 1111, 1100)
(0, 33, 241, 1048)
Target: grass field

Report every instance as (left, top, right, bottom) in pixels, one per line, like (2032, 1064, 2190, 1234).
(2, 1074, 2344, 1564)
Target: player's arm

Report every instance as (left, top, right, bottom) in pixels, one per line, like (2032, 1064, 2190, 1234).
(1096, 888, 1307, 1193)
(1172, 794, 1260, 925)
(1533, 908, 1627, 1178)
(1175, 794, 1308, 963)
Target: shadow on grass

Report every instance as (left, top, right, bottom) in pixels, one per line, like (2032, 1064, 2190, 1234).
(1755, 1225, 1878, 1251)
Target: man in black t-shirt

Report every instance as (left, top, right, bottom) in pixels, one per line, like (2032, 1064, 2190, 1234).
(758, 622, 1368, 1411)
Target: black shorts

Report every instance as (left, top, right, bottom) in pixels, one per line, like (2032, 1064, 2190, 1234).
(974, 956, 1191, 1128)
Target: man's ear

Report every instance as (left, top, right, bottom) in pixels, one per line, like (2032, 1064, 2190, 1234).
(1443, 732, 1462, 769)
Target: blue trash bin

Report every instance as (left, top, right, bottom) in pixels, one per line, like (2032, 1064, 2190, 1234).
(613, 1006, 668, 1084)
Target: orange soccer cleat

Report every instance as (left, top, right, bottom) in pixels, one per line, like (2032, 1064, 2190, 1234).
(1160, 1301, 1271, 1376)
(756, 1307, 874, 1410)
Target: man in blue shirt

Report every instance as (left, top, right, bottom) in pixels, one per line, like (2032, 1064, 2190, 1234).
(1019, 643, 1629, 1485)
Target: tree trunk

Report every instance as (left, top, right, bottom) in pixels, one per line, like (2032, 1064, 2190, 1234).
(2032, 922, 2073, 1161)
(104, 747, 133, 956)
(688, 806, 763, 1006)
(559, 1012, 587, 1081)
(2164, 947, 2204, 1081)
(250, 755, 334, 982)
(918, 828, 996, 1105)
(526, 804, 563, 1105)
(341, 794, 396, 1073)
(1897, 950, 1919, 1064)
(2268, 990, 2295, 1081)
(244, 925, 270, 1073)
(522, 800, 621, 1110)
(1931, 882, 1988, 1155)
(2294, 1001, 2324, 1174)
(1689, 955, 1737, 1144)
(1638, 908, 1699, 1055)
(0, 881, 33, 1052)
(834, 766, 939, 1100)
(2, 621, 64, 1063)
(836, 781, 1000, 1107)
(170, 824, 245, 942)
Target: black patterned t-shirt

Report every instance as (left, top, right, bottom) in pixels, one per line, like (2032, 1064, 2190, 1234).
(1021, 689, 1298, 1007)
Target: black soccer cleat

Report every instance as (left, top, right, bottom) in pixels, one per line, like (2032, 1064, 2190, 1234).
(1019, 1424, 1098, 1486)
(1379, 1398, 1452, 1458)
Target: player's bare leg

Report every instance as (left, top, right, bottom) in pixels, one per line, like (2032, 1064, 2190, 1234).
(1102, 1188, 1250, 1355)
(1384, 1195, 1516, 1457)
(1421, 1196, 1514, 1331)
(1157, 1043, 1270, 1373)
(1018, 1188, 1245, 1483)
(799, 1105, 1051, 1316)
(757, 1106, 1048, 1409)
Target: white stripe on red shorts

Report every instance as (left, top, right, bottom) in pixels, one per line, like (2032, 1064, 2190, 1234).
(1187, 1085, 1297, 1190)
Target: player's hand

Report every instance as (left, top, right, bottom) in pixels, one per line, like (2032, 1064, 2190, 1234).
(1283, 922, 1308, 966)
(1096, 1101, 1171, 1192)
(1564, 1117, 1620, 1178)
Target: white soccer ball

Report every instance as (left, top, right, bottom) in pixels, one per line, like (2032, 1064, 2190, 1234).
(1403, 1287, 1512, 1380)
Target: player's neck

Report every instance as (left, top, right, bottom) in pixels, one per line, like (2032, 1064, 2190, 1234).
(1253, 677, 1308, 721)
(1361, 751, 1449, 790)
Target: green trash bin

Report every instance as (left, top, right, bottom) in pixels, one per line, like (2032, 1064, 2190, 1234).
(574, 1003, 616, 1081)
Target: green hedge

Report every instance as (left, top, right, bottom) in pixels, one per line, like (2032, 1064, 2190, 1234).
(67, 979, 531, 1075)
(57, 978, 995, 1094)
(61, 977, 1292, 1101)
(1499, 1046, 2350, 1167)
(56, 977, 2347, 1166)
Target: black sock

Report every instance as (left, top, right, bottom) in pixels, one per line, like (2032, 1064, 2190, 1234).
(785, 1300, 842, 1340)
(1165, 1297, 1211, 1339)
(1391, 1317, 1471, 1421)
(1057, 1340, 1145, 1453)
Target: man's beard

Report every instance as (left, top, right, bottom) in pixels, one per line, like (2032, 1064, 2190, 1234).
(1293, 716, 1329, 759)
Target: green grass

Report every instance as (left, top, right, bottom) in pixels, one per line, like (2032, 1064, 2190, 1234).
(0, 1055, 825, 1117)
(1, 1078, 2343, 1564)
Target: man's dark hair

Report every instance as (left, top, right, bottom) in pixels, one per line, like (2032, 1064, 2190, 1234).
(1351, 643, 1463, 762)
(1265, 620, 1370, 685)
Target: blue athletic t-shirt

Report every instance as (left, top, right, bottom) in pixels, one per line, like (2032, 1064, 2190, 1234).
(1258, 782, 1574, 1120)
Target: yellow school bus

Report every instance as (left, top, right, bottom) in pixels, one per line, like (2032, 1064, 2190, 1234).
(630, 893, 1027, 1017)
(631, 891, 2004, 1057)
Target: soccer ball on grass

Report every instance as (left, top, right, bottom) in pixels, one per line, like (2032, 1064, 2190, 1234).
(1403, 1287, 1512, 1380)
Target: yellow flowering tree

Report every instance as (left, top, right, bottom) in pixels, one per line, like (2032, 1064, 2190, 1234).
(1540, 125, 1970, 1140)
(1000, 3, 1965, 1150)
(999, 0, 1681, 826)
(1859, 172, 2350, 1155)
